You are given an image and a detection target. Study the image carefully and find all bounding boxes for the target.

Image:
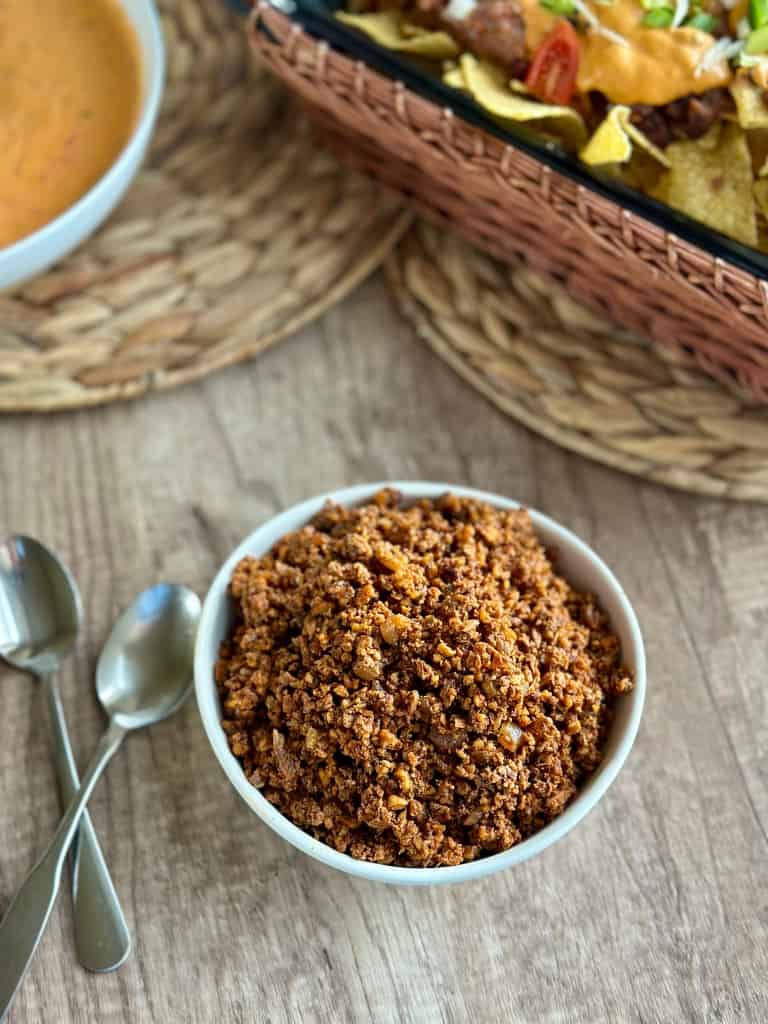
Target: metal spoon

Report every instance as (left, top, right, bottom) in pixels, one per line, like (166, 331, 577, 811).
(0, 583, 201, 1019)
(0, 535, 130, 973)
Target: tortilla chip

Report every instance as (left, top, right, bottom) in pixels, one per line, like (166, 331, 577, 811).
(651, 123, 758, 247)
(401, 21, 429, 37)
(754, 179, 768, 220)
(580, 106, 670, 168)
(746, 128, 768, 176)
(731, 75, 768, 130)
(336, 10, 460, 59)
(625, 119, 671, 167)
(458, 55, 587, 149)
(621, 151, 666, 194)
(581, 107, 632, 165)
(442, 64, 467, 89)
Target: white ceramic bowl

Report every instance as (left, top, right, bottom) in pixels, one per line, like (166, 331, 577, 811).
(0, 0, 165, 291)
(195, 482, 646, 885)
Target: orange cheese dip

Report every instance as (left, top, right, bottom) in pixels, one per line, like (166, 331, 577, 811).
(0, 0, 142, 248)
(520, 0, 732, 105)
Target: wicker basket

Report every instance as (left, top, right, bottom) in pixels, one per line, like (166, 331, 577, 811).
(251, 3, 768, 401)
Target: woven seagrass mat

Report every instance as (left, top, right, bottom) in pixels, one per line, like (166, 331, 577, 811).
(0, 0, 410, 413)
(387, 221, 768, 502)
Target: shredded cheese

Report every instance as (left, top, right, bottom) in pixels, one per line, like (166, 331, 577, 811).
(572, 0, 629, 44)
(671, 0, 689, 28)
(694, 36, 743, 74)
(444, 0, 478, 19)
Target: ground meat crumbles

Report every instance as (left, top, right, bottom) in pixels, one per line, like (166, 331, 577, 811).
(215, 490, 633, 867)
(629, 87, 735, 150)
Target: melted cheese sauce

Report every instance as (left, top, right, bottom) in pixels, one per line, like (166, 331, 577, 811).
(0, 0, 142, 248)
(519, 0, 732, 105)
(729, 0, 748, 32)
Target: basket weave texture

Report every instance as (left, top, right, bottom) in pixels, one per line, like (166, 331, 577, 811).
(0, 0, 410, 413)
(388, 221, 768, 502)
(252, 4, 768, 403)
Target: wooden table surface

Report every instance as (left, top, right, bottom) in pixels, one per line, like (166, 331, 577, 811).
(1, 274, 766, 1024)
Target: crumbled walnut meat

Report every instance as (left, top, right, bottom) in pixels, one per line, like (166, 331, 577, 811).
(216, 490, 633, 868)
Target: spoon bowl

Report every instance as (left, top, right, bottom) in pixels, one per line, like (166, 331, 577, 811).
(0, 534, 131, 974)
(0, 581, 201, 1018)
(0, 536, 81, 674)
(97, 583, 201, 729)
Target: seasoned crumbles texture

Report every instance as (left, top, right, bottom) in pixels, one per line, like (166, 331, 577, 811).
(215, 490, 633, 867)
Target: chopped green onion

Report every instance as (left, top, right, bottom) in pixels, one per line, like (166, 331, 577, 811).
(643, 6, 675, 25)
(540, 0, 576, 13)
(747, 23, 768, 49)
(641, 0, 669, 9)
(685, 10, 718, 30)
(750, 0, 768, 29)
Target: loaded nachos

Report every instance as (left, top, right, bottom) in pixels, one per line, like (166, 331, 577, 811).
(337, 0, 768, 249)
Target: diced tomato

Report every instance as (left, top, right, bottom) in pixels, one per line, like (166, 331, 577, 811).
(525, 20, 581, 106)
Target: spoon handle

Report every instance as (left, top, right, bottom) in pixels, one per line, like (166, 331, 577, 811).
(0, 720, 126, 1020)
(42, 672, 131, 973)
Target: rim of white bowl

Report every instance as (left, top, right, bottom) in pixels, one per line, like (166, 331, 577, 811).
(195, 482, 646, 886)
(0, 0, 165, 263)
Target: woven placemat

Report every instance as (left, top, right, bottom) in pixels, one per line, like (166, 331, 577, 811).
(387, 221, 768, 502)
(0, 0, 410, 413)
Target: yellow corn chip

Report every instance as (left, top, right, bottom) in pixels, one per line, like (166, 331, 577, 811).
(336, 10, 459, 59)
(458, 55, 587, 149)
(580, 106, 670, 168)
(621, 151, 666, 194)
(731, 74, 768, 130)
(651, 123, 758, 247)
(401, 21, 429, 37)
(581, 107, 632, 165)
(442, 65, 466, 90)
(745, 127, 768, 176)
(754, 179, 768, 219)
(624, 121, 670, 168)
